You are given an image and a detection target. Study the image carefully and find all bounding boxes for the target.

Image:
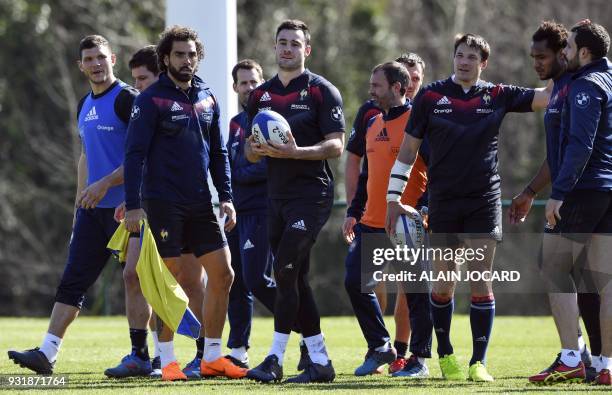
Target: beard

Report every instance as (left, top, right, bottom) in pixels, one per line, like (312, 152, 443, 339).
(566, 55, 581, 72)
(277, 56, 302, 72)
(168, 63, 195, 82)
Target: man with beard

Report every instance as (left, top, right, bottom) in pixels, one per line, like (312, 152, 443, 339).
(509, 21, 601, 383)
(8, 35, 137, 374)
(244, 19, 345, 384)
(530, 21, 612, 386)
(123, 26, 244, 381)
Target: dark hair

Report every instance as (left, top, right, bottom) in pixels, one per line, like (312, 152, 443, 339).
(129, 45, 159, 75)
(454, 33, 490, 61)
(396, 52, 426, 71)
(231, 59, 264, 84)
(275, 19, 311, 45)
(532, 21, 568, 52)
(79, 35, 110, 59)
(156, 25, 204, 72)
(372, 61, 410, 96)
(571, 21, 610, 59)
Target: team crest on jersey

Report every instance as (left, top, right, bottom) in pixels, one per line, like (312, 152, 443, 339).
(160, 229, 169, 242)
(200, 111, 213, 123)
(575, 92, 590, 108)
(130, 105, 140, 120)
(331, 106, 343, 121)
(299, 89, 308, 101)
(482, 93, 492, 105)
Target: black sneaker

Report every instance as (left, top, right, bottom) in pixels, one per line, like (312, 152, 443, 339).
(285, 360, 335, 383)
(585, 366, 598, 383)
(225, 354, 249, 369)
(8, 348, 54, 374)
(541, 353, 561, 373)
(246, 355, 283, 383)
(297, 342, 310, 371)
(581, 347, 592, 368)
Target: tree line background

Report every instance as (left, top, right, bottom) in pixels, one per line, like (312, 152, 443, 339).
(0, 0, 610, 316)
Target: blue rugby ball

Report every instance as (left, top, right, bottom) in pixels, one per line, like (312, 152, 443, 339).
(252, 110, 291, 145)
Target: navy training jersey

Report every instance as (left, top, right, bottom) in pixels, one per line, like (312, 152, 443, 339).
(228, 110, 267, 214)
(246, 69, 345, 199)
(406, 77, 535, 201)
(124, 73, 232, 210)
(346, 99, 382, 157)
(544, 72, 572, 182)
(77, 80, 137, 208)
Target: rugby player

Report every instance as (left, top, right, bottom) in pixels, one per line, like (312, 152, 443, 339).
(244, 19, 345, 383)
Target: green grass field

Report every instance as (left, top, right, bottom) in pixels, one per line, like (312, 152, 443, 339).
(0, 315, 605, 394)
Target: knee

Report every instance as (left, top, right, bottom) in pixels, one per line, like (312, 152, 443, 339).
(210, 266, 234, 293)
(123, 266, 140, 290)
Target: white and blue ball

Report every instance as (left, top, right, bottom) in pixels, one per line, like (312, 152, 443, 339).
(252, 110, 290, 145)
(390, 210, 425, 249)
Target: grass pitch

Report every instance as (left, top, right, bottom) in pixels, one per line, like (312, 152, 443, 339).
(0, 315, 605, 393)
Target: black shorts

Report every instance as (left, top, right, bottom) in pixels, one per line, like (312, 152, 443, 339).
(268, 197, 333, 249)
(545, 189, 612, 240)
(144, 199, 226, 258)
(429, 197, 502, 243)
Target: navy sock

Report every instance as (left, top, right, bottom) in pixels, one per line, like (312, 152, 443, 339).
(394, 340, 408, 359)
(469, 295, 495, 366)
(196, 336, 205, 359)
(129, 328, 149, 361)
(430, 294, 454, 357)
(577, 292, 601, 356)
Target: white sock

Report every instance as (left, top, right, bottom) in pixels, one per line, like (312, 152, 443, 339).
(374, 341, 391, 353)
(229, 346, 248, 362)
(203, 338, 222, 363)
(578, 335, 586, 352)
(602, 356, 612, 370)
(560, 349, 581, 367)
(151, 332, 160, 358)
(418, 356, 426, 365)
(591, 355, 602, 372)
(158, 341, 176, 368)
(39, 333, 62, 363)
(304, 333, 329, 365)
(269, 331, 290, 365)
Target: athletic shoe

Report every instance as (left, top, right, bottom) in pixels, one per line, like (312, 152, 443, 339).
(161, 361, 187, 381)
(585, 366, 598, 383)
(247, 354, 283, 383)
(540, 353, 561, 373)
(388, 357, 407, 374)
(439, 354, 464, 380)
(104, 353, 152, 378)
(7, 348, 54, 374)
(392, 354, 429, 378)
(297, 342, 310, 371)
(225, 354, 249, 369)
(285, 360, 335, 383)
(182, 356, 201, 379)
(201, 356, 247, 379)
(581, 347, 592, 368)
(468, 361, 494, 382)
(150, 356, 161, 378)
(595, 369, 611, 385)
(528, 360, 585, 385)
(354, 348, 396, 376)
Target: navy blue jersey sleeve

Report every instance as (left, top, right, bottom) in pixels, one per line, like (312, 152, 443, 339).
(346, 102, 380, 156)
(406, 89, 429, 139)
(208, 98, 232, 202)
(346, 156, 369, 221)
(114, 87, 139, 123)
(551, 81, 603, 200)
(76, 95, 87, 121)
(124, 94, 158, 210)
(318, 83, 345, 135)
(500, 85, 535, 113)
(228, 115, 267, 184)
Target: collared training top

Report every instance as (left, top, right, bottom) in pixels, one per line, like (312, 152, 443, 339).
(407, 77, 534, 202)
(346, 99, 382, 157)
(124, 73, 232, 210)
(227, 110, 267, 215)
(552, 58, 612, 200)
(544, 72, 573, 182)
(246, 69, 345, 199)
(77, 80, 137, 208)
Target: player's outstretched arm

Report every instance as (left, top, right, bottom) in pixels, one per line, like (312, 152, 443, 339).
(531, 79, 553, 111)
(509, 159, 550, 224)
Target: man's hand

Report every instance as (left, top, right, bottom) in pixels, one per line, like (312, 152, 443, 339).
(124, 208, 146, 233)
(260, 131, 300, 159)
(219, 201, 236, 232)
(385, 201, 417, 236)
(342, 217, 357, 245)
(114, 202, 126, 222)
(245, 134, 265, 162)
(509, 191, 535, 224)
(78, 178, 110, 209)
(545, 198, 563, 227)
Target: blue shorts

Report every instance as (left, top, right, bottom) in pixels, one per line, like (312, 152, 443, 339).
(55, 208, 119, 308)
(545, 189, 612, 239)
(429, 197, 502, 243)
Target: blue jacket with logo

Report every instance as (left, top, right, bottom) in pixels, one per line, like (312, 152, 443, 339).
(552, 58, 612, 200)
(124, 73, 232, 210)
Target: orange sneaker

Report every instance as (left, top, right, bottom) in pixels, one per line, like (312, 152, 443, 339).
(201, 356, 247, 379)
(161, 361, 187, 381)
